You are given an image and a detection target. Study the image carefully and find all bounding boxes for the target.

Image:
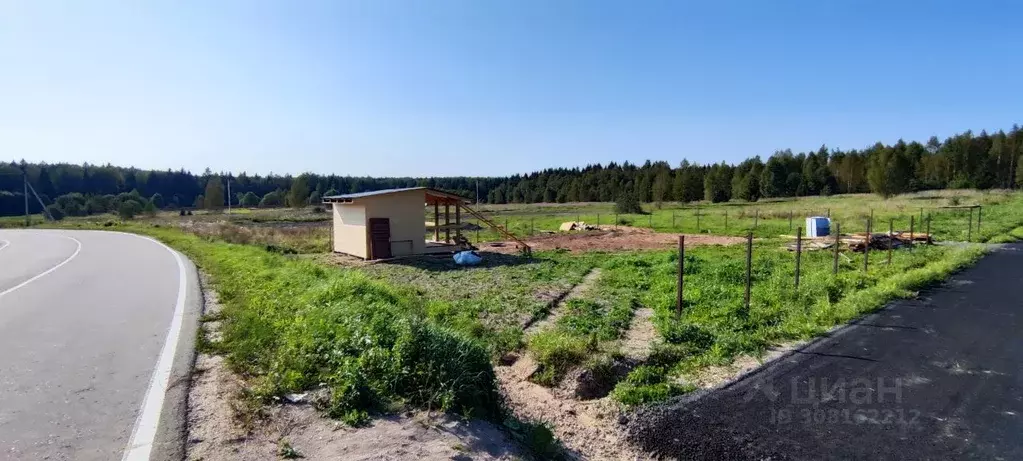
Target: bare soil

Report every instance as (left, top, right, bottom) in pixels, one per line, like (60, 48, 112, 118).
(187, 273, 530, 461)
(496, 357, 651, 461)
(482, 226, 744, 253)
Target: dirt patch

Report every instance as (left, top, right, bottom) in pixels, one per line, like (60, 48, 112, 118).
(524, 268, 602, 334)
(619, 308, 657, 361)
(187, 273, 529, 461)
(495, 363, 650, 461)
(482, 226, 743, 253)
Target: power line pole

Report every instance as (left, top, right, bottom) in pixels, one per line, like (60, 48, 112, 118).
(227, 178, 232, 215)
(24, 171, 29, 227)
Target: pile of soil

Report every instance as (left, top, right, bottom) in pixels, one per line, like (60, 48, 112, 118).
(483, 226, 744, 253)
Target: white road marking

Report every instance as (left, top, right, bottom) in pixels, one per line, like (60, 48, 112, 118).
(0, 239, 9, 252)
(0, 236, 81, 299)
(121, 234, 188, 461)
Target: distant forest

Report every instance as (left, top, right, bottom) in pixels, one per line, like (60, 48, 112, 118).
(2, 124, 1021, 218)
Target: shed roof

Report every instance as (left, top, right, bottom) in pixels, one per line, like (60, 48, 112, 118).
(322, 187, 468, 205)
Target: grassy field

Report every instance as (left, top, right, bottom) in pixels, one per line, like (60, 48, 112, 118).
(463, 189, 1023, 244)
(5, 190, 1018, 424)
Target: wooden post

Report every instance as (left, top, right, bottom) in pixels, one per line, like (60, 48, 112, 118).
(597, 213, 600, 226)
(444, 203, 451, 243)
(864, 218, 871, 272)
(433, 202, 440, 242)
(977, 206, 982, 236)
(696, 208, 701, 231)
(455, 204, 462, 241)
(927, 213, 932, 242)
(476, 220, 480, 243)
(530, 218, 534, 236)
(919, 207, 924, 225)
(833, 222, 840, 275)
(887, 218, 893, 265)
(672, 211, 676, 228)
(744, 232, 753, 313)
(505, 218, 509, 233)
(789, 211, 793, 230)
(795, 227, 802, 291)
(577, 213, 581, 224)
(615, 214, 619, 229)
(649, 213, 652, 228)
(827, 208, 831, 218)
(910, 216, 915, 251)
(754, 209, 759, 229)
(967, 207, 973, 242)
(677, 235, 684, 315)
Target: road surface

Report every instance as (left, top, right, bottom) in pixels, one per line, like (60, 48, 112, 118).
(0, 229, 199, 461)
(627, 244, 1023, 460)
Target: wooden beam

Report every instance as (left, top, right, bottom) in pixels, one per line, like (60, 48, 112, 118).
(444, 203, 451, 243)
(455, 204, 462, 240)
(434, 202, 439, 241)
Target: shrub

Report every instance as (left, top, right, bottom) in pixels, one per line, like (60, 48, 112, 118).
(615, 194, 644, 214)
(45, 204, 65, 221)
(118, 200, 142, 220)
(527, 331, 589, 385)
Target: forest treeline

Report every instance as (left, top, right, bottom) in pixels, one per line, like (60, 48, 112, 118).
(1, 125, 1021, 218)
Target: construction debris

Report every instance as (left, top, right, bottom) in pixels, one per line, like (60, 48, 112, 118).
(844, 232, 933, 252)
(559, 221, 599, 232)
(785, 231, 934, 252)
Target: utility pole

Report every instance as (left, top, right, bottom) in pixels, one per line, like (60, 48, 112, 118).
(227, 178, 232, 215)
(476, 180, 480, 206)
(24, 172, 29, 227)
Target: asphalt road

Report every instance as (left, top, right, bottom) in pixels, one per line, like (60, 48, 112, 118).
(0, 230, 199, 461)
(627, 244, 1023, 460)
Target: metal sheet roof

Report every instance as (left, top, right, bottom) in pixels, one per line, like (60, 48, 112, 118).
(322, 187, 468, 203)
(324, 187, 425, 200)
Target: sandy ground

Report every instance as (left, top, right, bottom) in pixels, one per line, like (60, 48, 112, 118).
(187, 274, 531, 461)
(619, 308, 657, 361)
(496, 356, 651, 461)
(483, 226, 744, 253)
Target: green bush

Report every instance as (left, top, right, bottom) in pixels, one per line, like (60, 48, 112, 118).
(614, 194, 644, 214)
(527, 331, 590, 385)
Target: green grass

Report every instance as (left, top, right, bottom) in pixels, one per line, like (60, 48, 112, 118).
(30, 191, 1000, 415)
(457, 189, 1023, 244)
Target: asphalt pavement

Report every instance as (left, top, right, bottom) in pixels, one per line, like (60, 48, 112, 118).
(627, 244, 1023, 460)
(0, 230, 200, 461)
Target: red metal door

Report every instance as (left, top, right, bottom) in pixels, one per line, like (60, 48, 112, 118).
(368, 218, 391, 259)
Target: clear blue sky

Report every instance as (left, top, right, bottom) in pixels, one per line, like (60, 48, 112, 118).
(1, 1, 1020, 177)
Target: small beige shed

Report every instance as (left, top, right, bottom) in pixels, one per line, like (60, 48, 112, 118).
(323, 187, 473, 260)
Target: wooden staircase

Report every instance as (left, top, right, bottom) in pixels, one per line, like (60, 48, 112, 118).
(459, 204, 532, 256)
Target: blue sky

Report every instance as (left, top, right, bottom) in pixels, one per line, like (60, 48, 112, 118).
(1, 1, 1020, 177)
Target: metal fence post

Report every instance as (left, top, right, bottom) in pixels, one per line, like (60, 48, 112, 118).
(833, 222, 840, 275)
(649, 213, 653, 228)
(827, 208, 831, 218)
(887, 218, 894, 265)
(677, 235, 684, 315)
(672, 211, 676, 228)
(919, 207, 924, 225)
(744, 232, 753, 313)
(597, 213, 600, 226)
(530, 217, 534, 236)
(615, 213, 619, 229)
(789, 211, 793, 231)
(696, 208, 701, 231)
(864, 218, 871, 272)
(724, 210, 728, 231)
(795, 227, 802, 291)
(967, 207, 973, 242)
(754, 209, 759, 229)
